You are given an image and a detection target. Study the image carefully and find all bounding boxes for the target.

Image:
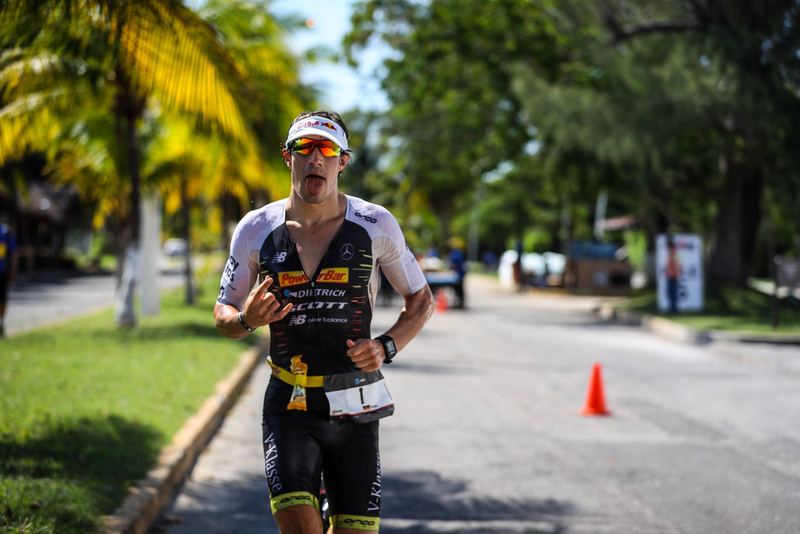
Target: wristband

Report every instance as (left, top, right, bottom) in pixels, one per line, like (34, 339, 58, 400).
(238, 311, 255, 333)
(376, 334, 397, 364)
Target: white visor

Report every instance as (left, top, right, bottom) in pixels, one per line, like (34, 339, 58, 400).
(285, 115, 349, 151)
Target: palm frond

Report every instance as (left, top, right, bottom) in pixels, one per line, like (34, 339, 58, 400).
(0, 51, 68, 100)
(0, 91, 64, 165)
(115, 1, 253, 142)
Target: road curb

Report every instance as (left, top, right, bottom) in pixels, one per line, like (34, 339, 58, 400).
(596, 303, 800, 345)
(596, 304, 711, 345)
(102, 336, 268, 534)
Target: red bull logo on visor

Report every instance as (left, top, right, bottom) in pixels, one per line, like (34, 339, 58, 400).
(286, 115, 349, 150)
(295, 119, 337, 132)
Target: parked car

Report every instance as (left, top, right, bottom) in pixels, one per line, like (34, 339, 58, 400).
(161, 238, 187, 273)
(163, 238, 187, 257)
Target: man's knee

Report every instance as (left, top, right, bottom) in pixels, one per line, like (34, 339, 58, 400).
(273, 495, 322, 534)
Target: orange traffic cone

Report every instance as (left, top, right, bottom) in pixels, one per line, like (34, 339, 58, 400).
(435, 290, 448, 313)
(581, 363, 611, 416)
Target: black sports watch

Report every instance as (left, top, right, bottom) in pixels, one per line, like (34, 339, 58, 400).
(376, 334, 397, 364)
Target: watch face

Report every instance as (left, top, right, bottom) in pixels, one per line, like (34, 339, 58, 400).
(380, 336, 397, 360)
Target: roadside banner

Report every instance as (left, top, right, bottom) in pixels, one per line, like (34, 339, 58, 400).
(656, 234, 704, 312)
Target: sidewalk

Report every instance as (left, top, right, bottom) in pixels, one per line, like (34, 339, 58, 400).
(151, 363, 276, 534)
(595, 301, 800, 346)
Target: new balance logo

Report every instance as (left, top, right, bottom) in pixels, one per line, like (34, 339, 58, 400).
(272, 252, 288, 263)
(288, 314, 307, 326)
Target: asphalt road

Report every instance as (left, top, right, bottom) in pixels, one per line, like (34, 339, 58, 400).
(4, 270, 183, 336)
(156, 275, 800, 534)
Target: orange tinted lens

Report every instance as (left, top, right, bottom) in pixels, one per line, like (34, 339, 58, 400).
(289, 138, 314, 154)
(318, 145, 341, 157)
(290, 138, 342, 157)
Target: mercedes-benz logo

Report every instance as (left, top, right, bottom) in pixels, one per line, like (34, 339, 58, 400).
(340, 243, 354, 260)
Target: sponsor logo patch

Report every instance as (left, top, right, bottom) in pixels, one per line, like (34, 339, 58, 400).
(340, 243, 354, 261)
(316, 267, 349, 283)
(279, 270, 310, 287)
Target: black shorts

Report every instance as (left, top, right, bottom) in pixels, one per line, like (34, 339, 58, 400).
(262, 378, 382, 531)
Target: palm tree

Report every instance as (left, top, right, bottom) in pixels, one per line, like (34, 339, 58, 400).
(0, 0, 258, 325)
(144, 0, 312, 305)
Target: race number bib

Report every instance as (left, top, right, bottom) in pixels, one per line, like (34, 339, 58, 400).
(323, 370, 394, 423)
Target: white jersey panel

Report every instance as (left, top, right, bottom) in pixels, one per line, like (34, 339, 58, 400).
(345, 196, 427, 298)
(217, 199, 287, 309)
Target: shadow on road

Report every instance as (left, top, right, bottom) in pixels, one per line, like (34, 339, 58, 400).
(154, 469, 573, 534)
(381, 470, 573, 533)
(150, 474, 273, 533)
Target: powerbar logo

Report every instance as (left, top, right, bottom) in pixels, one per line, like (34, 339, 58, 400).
(316, 267, 348, 283)
(279, 270, 309, 287)
(278, 268, 348, 287)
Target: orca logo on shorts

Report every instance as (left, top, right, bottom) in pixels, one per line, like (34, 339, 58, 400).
(338, 517, 378, 529)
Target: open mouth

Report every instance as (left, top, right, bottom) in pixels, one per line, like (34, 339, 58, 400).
(304, 174, 326, 195)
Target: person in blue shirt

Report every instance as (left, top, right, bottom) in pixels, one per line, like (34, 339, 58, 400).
(0, 219, 18, 337)
(448, 237, 467, 308)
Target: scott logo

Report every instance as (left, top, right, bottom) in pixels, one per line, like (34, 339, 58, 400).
(279, 270, 310, 287)
(316, 267, 348, 283)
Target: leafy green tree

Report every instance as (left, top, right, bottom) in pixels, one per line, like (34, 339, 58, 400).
(512, 33, 729, 257)
(345, 0, 570, 247)
(593, 0, 800, 283)
(347, 0, 800, 286)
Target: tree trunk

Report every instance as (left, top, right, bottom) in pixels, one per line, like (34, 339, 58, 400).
(113, 77, 145, 327)
(709, 157, 763, 285)
(180, 175, 195, 305)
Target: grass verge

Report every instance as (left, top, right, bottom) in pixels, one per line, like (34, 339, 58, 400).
(0, 275, 256, 533)
(614, 285, 800, 334)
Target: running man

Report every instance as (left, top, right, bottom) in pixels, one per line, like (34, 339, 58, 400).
(214, 111, 433, 533)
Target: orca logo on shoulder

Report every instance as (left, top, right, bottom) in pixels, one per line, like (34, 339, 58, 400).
(340, 243, 354, 261)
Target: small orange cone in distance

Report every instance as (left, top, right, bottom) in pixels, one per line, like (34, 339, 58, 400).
(435, 290, 448, 313)
(581, 362, 611, 416)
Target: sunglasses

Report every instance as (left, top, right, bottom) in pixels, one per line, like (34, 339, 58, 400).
(287, 138, 343, 158)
